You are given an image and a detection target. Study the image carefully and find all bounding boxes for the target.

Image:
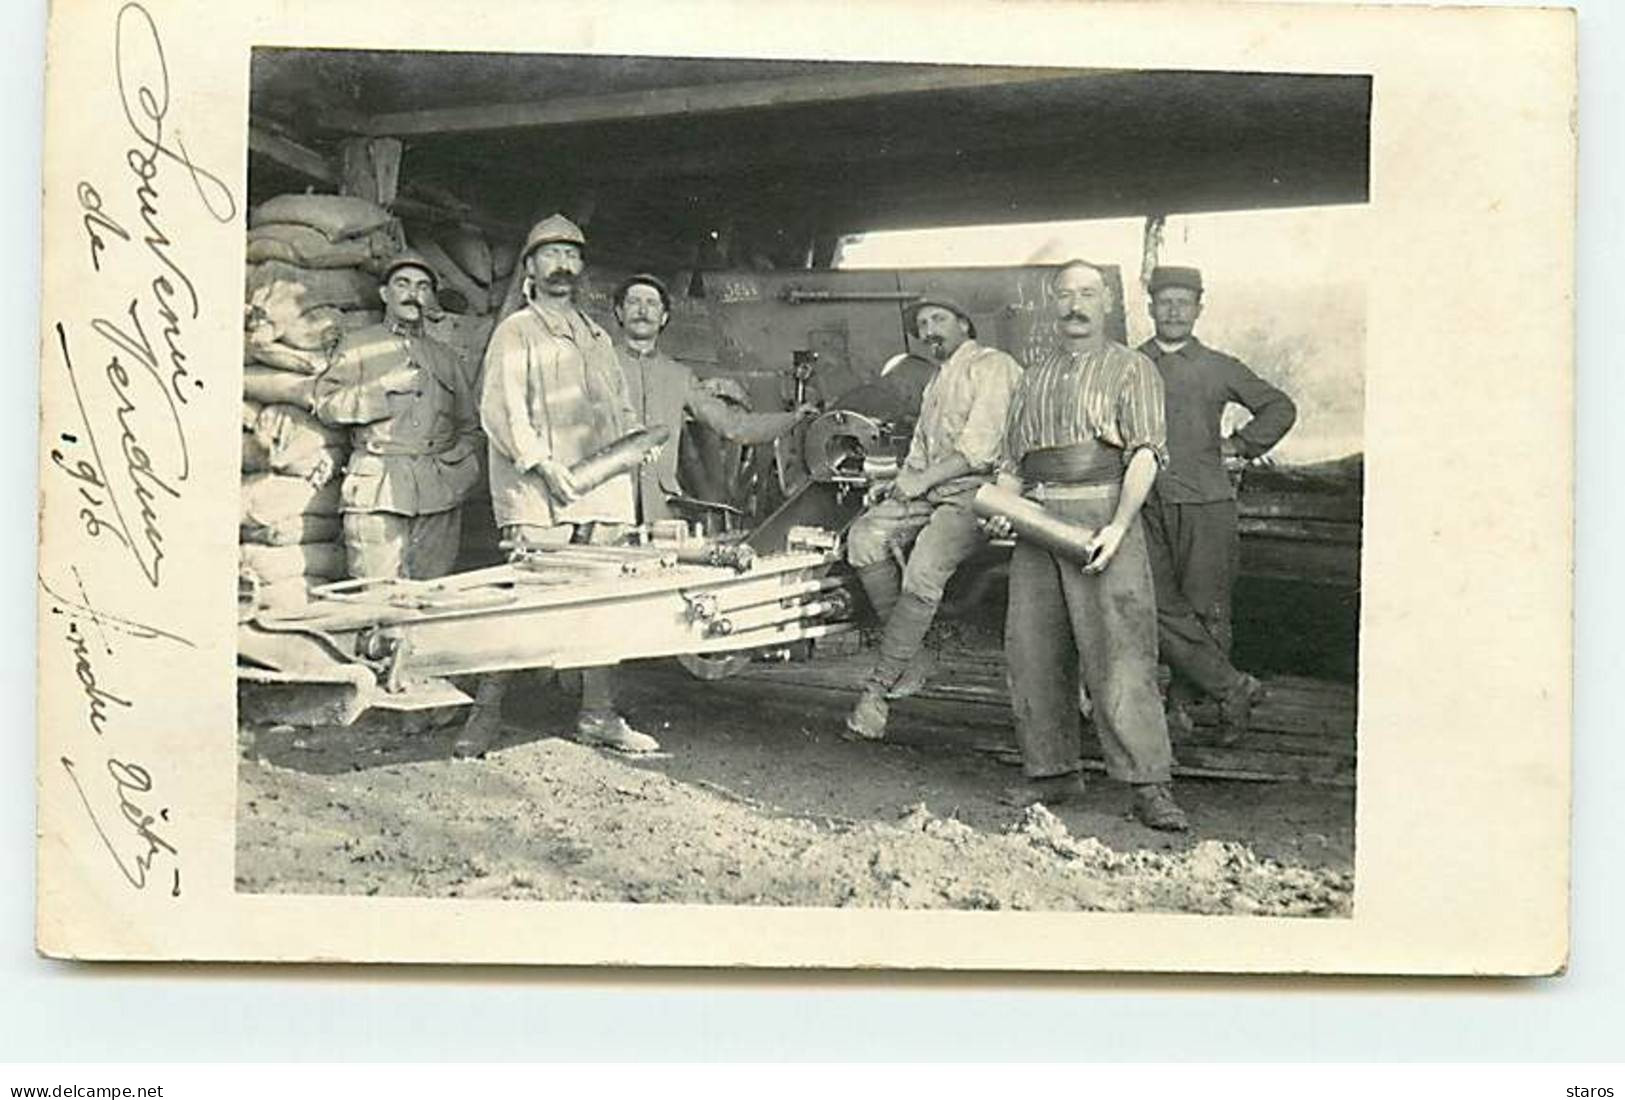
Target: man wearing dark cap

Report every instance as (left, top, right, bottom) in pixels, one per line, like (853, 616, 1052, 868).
(456, 214, 657, 758)
(611, 273, 815, 524)
(312, 249, 483, 582)
(1138, 266, 1297, 742)
(984, 259, 1187, 831)
(843, 294, 1023, 742)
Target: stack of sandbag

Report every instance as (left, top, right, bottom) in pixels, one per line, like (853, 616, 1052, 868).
(245, 193, 405, 386)
(239, 468, 347, 612)
(242, 192, 403, 612)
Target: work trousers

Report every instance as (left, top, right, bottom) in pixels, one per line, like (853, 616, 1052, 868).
(846, 491, 986, 605)
(342, 508, 462, 582)
(846, 491, 987, 689)
(501, 521, 629, 714)
(1005, 488, 1173, 785)
(1141, 492, 1243, 701)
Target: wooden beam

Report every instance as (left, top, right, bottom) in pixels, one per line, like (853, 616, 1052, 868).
(341, 66, 1081, 137)
(248, 122, 335, 184)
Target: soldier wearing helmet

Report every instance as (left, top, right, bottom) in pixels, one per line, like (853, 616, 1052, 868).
(457, 215, 659, 758)
(311, 248, 483, 583)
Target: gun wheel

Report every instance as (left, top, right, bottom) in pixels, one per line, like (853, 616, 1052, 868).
(676, 652, 753, 681)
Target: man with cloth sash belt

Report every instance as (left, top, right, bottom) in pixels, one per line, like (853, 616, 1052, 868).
(454, 215, 659, 759)
(984, 259, 1188, 831)
(312, 248, 483, 582)
(1138, 265, 1297, 742)
(843, 293, 1023, 742)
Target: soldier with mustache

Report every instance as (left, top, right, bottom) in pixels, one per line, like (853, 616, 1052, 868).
(454, 214, 657, 759)
(842, 294, 1023, 743)
(984, 260, 1188, 831)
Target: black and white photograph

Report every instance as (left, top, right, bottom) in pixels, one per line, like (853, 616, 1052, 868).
(32, 0, 1573, 975)
(234, 49, 1369, 917)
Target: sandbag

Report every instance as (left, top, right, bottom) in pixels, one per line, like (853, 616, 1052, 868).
(246, 261, 379, 311)
(247, 224, 376, 270)
(240, 512, 343, 547)
(242, 429, 271, 473)
(255, 402, 347, 451)
(241, 473, 343, 526)
(275, 444, 343, 484)
(242, 399, 264, 430)
(243, 574, 313, 615)
(240, 541, 347, 584)
(243, 365, 316, 407)
(250, 194, 394, 243)
(437, 224, 494, 287)
(246, 341, 330, 376)
(277, 305, 344, 352)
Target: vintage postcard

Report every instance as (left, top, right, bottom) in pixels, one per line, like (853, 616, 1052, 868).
(35, 0, 1573, 971)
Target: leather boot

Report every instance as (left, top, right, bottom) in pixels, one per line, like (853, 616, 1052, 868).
(854, 561, 902, 625)
(1133, 783, 1190, 831)
(1218, 673, 1262, 746)
(844, 687, 889, 741)
(452, 673, 510, 758)
(869, 591, 939, 695)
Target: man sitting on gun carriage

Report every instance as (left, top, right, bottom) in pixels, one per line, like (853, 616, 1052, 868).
(842, 295, 1024, 743)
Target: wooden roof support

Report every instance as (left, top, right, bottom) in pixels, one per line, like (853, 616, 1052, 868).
(248, 121, 336, 184)
(338, 65, 1080, 137)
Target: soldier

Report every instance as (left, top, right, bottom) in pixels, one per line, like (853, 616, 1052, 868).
(312, 249, 483, 582)
(1137, 266, 1297, 741)
(453, 215, 657, 758)
(985, 260, 1188, 831)
(843, 295, 1023, 742)
(611, 272, 814, 524)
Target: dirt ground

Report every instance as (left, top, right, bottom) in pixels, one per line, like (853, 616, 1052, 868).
(237, 653, 1355, 917)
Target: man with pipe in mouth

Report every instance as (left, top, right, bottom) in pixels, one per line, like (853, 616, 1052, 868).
(842, 293, 1023, 743)
(610, 272, 817, 525)
(981, 259, 1188, 831)
(454, 214, 660, 758)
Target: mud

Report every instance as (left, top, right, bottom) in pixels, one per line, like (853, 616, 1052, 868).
(237, 664, 1353, 916)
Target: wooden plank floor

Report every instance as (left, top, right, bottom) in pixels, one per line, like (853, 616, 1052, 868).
(719, 645, 1357, 786)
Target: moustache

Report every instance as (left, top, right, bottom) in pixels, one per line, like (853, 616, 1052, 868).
(1062, 311, 1092, 322)
(544, 271, 578, 285)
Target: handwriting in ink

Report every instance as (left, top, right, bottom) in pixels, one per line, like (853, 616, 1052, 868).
(63, 619, 131, 738)
(114, 1, 237, 407)
(61, 755, 178, 894)
(77, 181, 131, 274)
(53, 321, 187, 587)
(38, 568, 196, 651)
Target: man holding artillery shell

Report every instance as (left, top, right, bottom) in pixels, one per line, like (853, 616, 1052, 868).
(978, 259, 1188, 832)
(455, 214, 663, 758)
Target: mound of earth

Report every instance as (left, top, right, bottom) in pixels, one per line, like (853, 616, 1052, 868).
(238, 737, 1351, 916)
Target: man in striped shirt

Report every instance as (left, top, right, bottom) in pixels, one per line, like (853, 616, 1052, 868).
(985, 260, 1188, 831)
